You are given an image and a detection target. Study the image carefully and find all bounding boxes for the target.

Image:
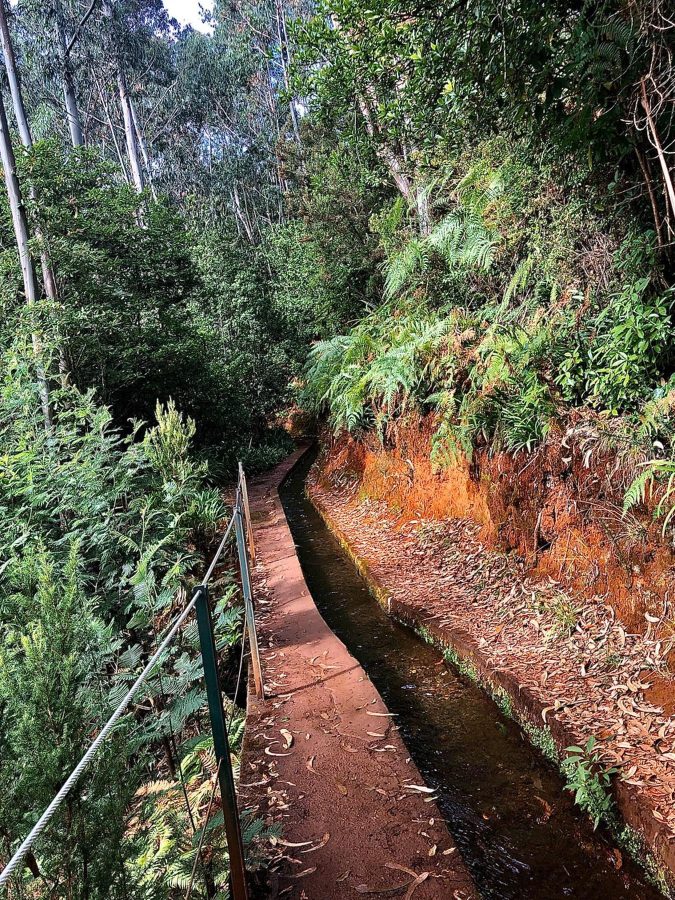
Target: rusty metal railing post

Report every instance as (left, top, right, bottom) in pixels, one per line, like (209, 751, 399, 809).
(238, 462, 256, 566)
(234, 505, 264, 699)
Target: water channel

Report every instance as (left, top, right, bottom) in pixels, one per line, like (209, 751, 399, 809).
(279, 451, 662, 899)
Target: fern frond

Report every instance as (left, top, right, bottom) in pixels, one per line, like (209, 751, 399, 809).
(504, 255, 536, 306)
(384, 239, 427, 299)
(624, 464, 658, 513)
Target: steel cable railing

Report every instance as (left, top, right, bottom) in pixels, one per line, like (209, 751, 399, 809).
(0, 467, 263, 900)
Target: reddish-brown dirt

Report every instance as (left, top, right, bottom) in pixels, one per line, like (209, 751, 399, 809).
(309, 448, 675, 892)
(320, 416, 675, 637)
(239, 450, 477, 900)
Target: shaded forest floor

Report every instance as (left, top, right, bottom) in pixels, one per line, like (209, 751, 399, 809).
(308, 461, 675, 890)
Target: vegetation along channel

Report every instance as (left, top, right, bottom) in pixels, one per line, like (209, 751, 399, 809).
(280, 451, 661, 900)
(3, 0, 675, 895)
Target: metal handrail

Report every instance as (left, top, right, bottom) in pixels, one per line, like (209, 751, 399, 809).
(0, 466, 262, 899)
(0, 588, 203, 887)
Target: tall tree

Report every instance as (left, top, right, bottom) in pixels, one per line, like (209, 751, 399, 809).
(116, 62, 145, 193)
(54, 0, 85, 146)
(0, 1, 59, 306)
(0, 88, 52, 428)
(99, 0, 145, 192)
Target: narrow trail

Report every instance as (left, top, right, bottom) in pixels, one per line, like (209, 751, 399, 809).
(239, 449, 476, 899)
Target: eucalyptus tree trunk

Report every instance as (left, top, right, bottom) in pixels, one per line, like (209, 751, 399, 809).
(55, 0, 85, 147)
(274, 0, 300, 144)
(117, 65, 145, 194)
(129, 97, 156, 199)
(0, 3, 30, 147)
(0, 92, 52, 430)
(100, 0, 145, 195)
(231, 183, 255, 242)
(0, 0, 68, 379)
(94, 74, 130, 181)
(0, 2, 56, 293)
(640, 78, 675, 241)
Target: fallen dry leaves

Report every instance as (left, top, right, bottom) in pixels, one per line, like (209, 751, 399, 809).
(309, 471, 675, 844)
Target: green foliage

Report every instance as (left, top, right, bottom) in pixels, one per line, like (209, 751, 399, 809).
(383, 160, 505, 300)
(15, 144, 200, 426)
(531, 590, 579, 643)
(523, 723, 559, 765)
(451, 320, 557, 458)
(0, 351, 238, 897)
(441, 645, 479, 682)
(494, 687, 513, 719)
(265, 218, 371, 343)
(0, 544, 133, 897)
(304, 305, 459, 435)
(558, 260, 674, 414)
(2, 0, 675, 890)
(618, 827, 672, 896)
(625, 459, 675, 537)
(304, 290, 559, 461)
(144, 399, 199, 486)
(295, 0, 674, 175)
(624, 466, 659, 515)
(0, 143, 309, 465)
(562, 737, 618, 830)
(302, 133, 675, 469)
(293, 0, 675, 466)
(188, 220, 293, 447)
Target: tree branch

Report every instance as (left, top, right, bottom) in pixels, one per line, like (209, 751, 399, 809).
(64, 0, 98, 59)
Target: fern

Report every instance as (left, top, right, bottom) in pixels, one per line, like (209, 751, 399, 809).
(381, 160, 504, 299)
(504, 255, 536, 306)
(623, 466, 655, 513)
(384, 238, 428, 299)
(160, 687, 207, 734)
(624, 461, 675, 537)
(384, 209, 497, 299)
(601, 16, 636, 49)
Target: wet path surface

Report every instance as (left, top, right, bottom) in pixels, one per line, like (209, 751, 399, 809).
(280, 451, 662, 900)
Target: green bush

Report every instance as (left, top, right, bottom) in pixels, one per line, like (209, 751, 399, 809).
(562, 737, 618, 830)
(558, 275, 673, 414)
(0, 348, 233, 895)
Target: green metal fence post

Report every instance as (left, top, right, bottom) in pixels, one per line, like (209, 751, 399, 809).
(195, 585, 249, 900)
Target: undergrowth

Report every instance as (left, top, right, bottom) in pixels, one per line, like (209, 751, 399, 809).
(561, 737, 618, 830)
(303, 138, 675, 524)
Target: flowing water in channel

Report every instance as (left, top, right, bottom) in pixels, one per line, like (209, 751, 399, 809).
(279, 452, 663, 900)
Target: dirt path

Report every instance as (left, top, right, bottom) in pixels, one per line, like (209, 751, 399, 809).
(239, 449, 477, 900)
(308, 455, 675, 894)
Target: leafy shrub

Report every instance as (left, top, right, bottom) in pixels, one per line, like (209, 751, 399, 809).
(562, 736, 618, 830)
(265, 220, 362, 341)
(559, 276, 673, 414)
(0, 348, 235, 894)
